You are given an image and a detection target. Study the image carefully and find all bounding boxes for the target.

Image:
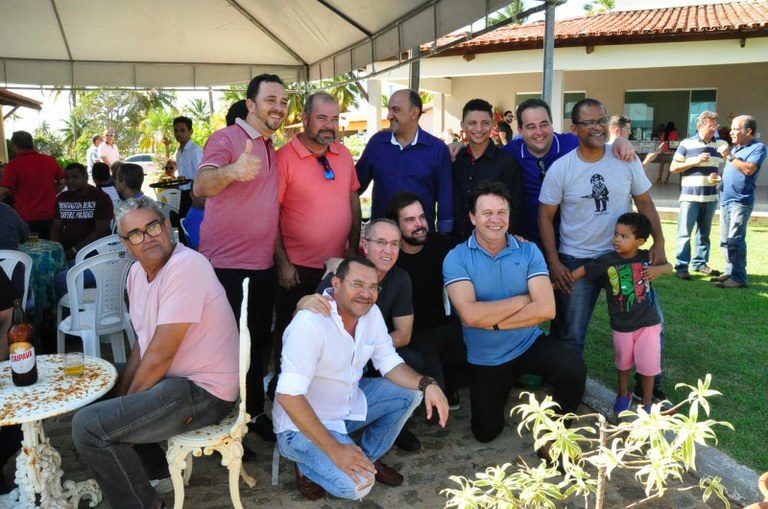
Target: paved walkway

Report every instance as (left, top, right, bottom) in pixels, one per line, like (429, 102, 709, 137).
(5, 382, 743, 509)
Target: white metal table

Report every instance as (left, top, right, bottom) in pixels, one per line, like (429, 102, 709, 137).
(0, 354, 117, 508)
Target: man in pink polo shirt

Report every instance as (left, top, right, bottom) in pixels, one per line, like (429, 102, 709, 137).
(274, 91, 362, 336)
(194, 73, 288, 445)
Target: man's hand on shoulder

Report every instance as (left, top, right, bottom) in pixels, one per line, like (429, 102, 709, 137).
(296, 293, 333, 317)
(448, 141, 465, 162)
(612, 136, 636, 162)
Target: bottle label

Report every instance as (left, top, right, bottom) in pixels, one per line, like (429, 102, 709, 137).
(9, 342, 36, 374)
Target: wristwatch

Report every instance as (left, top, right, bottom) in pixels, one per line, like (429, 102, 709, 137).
(418, 376, 438, 392)
(727, 154, 735, 162)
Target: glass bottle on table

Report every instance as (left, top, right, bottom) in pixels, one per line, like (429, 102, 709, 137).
(8, 298, 38, 386)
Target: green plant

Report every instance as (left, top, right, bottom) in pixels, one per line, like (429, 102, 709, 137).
(443, 375, 732, 508)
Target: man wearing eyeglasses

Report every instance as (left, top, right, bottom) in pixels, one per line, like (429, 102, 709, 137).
(274, 256, 448, 501)
(73, 197, 240, 509)
(99, 131, 120, 166)
(539, 98, 665, 355)
(274, 92, 361, 339)
(194, 73, 288, 445)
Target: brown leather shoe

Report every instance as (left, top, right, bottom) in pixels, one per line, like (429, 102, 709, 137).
(711, 273, 731, 282)
(373, 459, 403, 486)
(695, 266, 722, 277)
(295, 464, 325, 500)
(717, 278, 747, 289)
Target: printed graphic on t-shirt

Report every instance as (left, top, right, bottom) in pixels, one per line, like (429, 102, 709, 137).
(607, 261, 648, 312)
(581, 173, 609, 213)
(59, 201, 98, 219)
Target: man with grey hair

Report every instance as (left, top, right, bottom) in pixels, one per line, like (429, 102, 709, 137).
(274, 91, 361, 336)
(72, 197, 240, 509)
(669, 110, 728, 280)
(714, 115, 767, 288)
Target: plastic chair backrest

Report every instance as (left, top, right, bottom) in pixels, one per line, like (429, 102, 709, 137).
(66, 250, 134, 334)
(68, 234, 127, 303)
(0, 250, 33, 306)
(157, 189, 181, 213)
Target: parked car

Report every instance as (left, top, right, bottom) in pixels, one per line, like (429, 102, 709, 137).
(124, 153, 158, 175)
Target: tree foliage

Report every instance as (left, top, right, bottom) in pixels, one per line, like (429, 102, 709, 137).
(584, 0, 616, 16)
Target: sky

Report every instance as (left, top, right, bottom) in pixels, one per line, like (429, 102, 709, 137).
(3, 0, 739, 141)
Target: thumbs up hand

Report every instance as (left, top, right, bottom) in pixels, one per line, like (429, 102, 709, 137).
(230, 139, 262, 181)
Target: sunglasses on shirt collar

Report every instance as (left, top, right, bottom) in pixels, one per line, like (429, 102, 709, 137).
(317, 155, 335, 180)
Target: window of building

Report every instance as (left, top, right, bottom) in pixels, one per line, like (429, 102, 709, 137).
(624, 89, 717, 141)
(563, 92, 586, 120)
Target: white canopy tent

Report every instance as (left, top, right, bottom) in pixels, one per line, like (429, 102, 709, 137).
(0, 0, 516, 89)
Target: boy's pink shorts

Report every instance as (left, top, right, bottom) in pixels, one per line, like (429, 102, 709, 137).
(612, 323, 662, 376)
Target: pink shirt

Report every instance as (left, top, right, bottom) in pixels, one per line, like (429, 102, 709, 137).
(198, 118, 279, 270)
(127, 244, 240, 402)
(276, 137, 360, 268)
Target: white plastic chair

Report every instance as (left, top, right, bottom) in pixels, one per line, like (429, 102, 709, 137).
(179, 217, 190, 240)
(157, 189, 181, 214)
(0, 250, 33, 307)
(166, 278, 256, 509)
(56, 234, 125, 326)
(56, 251, 136, 363)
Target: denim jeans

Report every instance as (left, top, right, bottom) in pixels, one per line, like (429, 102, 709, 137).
(276, 377, 422, 500)
(550, 254, 603, 355)
(72, 377, 234, 509)
(720, 201, 754, 284)
(675, 200, 718, 272)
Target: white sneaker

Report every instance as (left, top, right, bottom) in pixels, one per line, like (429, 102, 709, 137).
(150, 477, 174, 494)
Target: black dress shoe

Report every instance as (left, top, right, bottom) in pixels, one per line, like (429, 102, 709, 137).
(247, 414, 276, 442)
(394, 428, 421, 451)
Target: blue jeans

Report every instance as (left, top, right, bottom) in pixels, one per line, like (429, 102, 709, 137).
(276, 377, 422, 500)
(720, 201, 753, 284)
(550, 254, 603, 355)
(72, 378, 234, 509)
(675, 200, 718, 272)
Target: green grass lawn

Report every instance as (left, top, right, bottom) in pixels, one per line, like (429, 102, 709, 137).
(582, 219, 768, 473)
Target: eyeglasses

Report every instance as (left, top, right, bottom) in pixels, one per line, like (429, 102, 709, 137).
(164, 166, 175, 170)
(365, 237, 400, 249)
(121, 220, 164, 245)
(573, 117, 610, 129)
(340, 278, 381, 294)
(106, 133, 115, 137)
(317, 155, 335, 180)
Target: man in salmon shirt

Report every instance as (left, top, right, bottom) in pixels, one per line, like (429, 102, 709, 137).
(194, 74, 287, 445)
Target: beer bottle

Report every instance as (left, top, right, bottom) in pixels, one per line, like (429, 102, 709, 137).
(8, 299, 38, 386)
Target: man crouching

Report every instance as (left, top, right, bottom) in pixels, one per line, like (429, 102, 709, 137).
(273, 256, 449, 500)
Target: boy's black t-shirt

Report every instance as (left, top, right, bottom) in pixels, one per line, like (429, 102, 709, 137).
(584, 249, 661, 332)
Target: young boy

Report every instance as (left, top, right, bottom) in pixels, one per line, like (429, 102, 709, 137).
(571, 212, 672, 417)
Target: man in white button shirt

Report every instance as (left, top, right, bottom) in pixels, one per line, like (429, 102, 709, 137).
(272, 256, 449, 501)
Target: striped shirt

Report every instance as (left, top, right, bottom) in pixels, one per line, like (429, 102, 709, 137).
(673, 135, 728, 202)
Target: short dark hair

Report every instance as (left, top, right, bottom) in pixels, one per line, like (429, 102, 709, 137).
(10, 131, 34, 150)
(406, 89, 423, 116)
(92, 162, 111, 182)
(617, 212, 651, 241)
(65, 162, 87, 176)
(225, 99, 248, 126)
(336, 256, 377, 280)
(503, 110, 513, 116)
(92, 134, 102, 143)
(571, 98, 605, 124)
(118, 163, 144, 191)
(173, 116, 193, 130)
(385, 192, 424, 222)
(737, 115, 757, 135)
(468, 181, 513, 215)
(304, 91, 336, 115)
(246, 73, 284, 101)
(462, 99, 493, 122)
(516, 99, 551, 129)
(609, 115, 631, 130)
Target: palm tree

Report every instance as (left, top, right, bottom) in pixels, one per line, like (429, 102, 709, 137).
(584, 0, 615, 15)
(138, 108, 177, 157)
(184, 98, 210, 124)
(59, 112, 91, 158)
(489, 1, 527, 26)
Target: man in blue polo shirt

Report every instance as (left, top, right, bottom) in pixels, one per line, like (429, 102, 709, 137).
(357, 89, 454, 233)
(443, 181, 585, 444)
(669, 111, 727, 280)
(714, 114, 766, 289)
(502, 99, 635, 247)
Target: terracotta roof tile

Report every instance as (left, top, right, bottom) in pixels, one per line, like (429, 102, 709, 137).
(423, 0, 768, 54)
